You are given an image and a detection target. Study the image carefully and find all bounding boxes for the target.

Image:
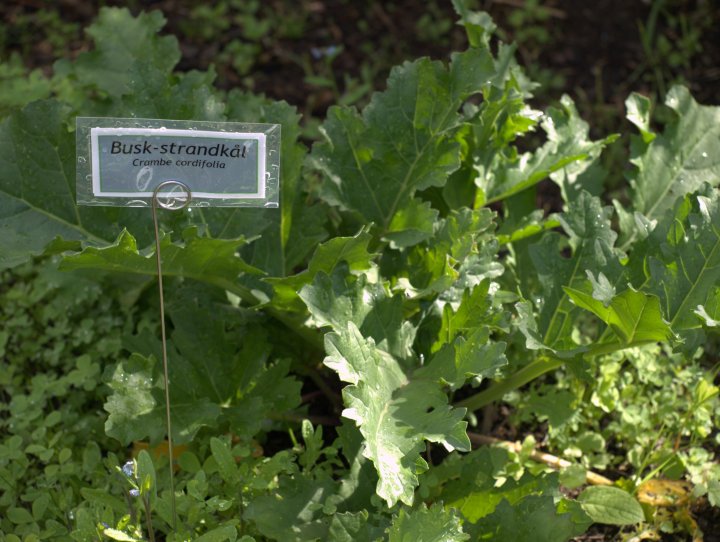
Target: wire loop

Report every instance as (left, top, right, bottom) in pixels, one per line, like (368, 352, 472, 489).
(152, 179, 192, 210)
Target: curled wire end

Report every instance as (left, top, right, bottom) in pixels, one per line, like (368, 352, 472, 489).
(152, 180, 192, 211)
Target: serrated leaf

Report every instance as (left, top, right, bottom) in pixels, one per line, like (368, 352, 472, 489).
(71, 9, 178, 99)
(578, 486, 644, 526)
(640, 187, 720, 346)
(527, 192, 623, 349)
(0, 100, 150, 268)
(383, 198, 439, 249)
(103, 353, 161, 443)
(586, 271, 616, 306)
(299, 268, 416, 363)
(54, 7, 224, 120)
(221, 96, 314, 276)
(312, 47, 494, 231)
(433, 281, 507, 350)
(118, 284, 302, 443)
(417, 329, 506, 390)
(163, 284, 279, 405)
(387, 504, 469, 542)
(82, 8, 180, 96)
(104, 353, 220, 445)
(244, 476, 335, 541)
(469, 496, 590, 541)
(630, 86, 720, 226)
(564, 286, 672, 344)
(268, 230, 375, 311)
(398, 208, 503, 300)
(61, 227, 260, 292)
(452, 1, 496, 48)
(480, 95, 616, 205)
(324, 324, 469, 506)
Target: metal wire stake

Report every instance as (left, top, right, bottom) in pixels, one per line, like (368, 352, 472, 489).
(151, 180, 192, 533)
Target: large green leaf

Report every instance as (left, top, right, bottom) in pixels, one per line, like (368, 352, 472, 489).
(383, 198, 439, 249)
(61, 228, 260, 295)
(629, 86, 720, 226)
(564, 286, 672, 344)
(54, 8, 224, 120)
(324, 324, 469, 506)
(245, 475, 336, 541)
(299, 269, 416, 363)
(312, 47, 495, 231)
(642, 186, 720, 346)
(60, 9, 179, 102)
(221, 95, 317, 277)
(469, 496, 590, 541)
(386, 504, 468, 542)
(0, 101, 152, 268)
(418, 282, 507, 389)
(391, 207, 503, 301)
(525, 192, 623, 350)
(432, 281, 508, 351)
(268, 231, 375, 312)
(106, 283, 301, 445)
(104, 353, 220, 444)
(578, 486, 644, 526)
(416, 329, 506, 391)
(479, 96, 617, 205)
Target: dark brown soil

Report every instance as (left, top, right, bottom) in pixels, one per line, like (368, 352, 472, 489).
(5, 0, 719, 118)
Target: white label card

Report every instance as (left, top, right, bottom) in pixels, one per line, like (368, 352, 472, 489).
(76, 118, 280, 208)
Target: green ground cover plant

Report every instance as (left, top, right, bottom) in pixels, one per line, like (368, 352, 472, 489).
(1, 2, 719, 541)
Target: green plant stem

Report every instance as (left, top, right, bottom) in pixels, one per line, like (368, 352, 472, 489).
(143, 496, 155, 542)
(456, 340, 654, 412)
(456, 356, 563, 412)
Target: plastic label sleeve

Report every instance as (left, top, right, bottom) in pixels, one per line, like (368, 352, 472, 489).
(76, 117, 280, 208)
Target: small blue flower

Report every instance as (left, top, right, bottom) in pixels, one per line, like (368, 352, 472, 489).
(129, 489, 140, 498)
(121, 461, 134, 478)
(311, 45, 340, 60)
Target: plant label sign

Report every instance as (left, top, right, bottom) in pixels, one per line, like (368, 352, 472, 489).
(76, 117, 280, 208)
